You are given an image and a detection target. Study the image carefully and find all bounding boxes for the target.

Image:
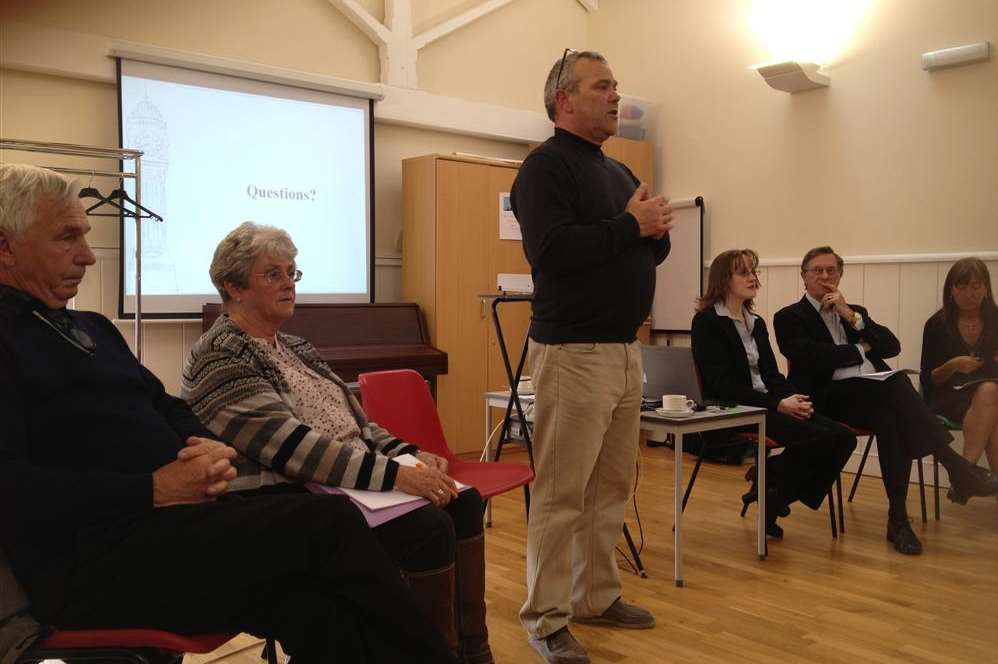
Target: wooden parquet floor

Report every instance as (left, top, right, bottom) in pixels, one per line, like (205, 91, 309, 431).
(185, 444, 998, 664)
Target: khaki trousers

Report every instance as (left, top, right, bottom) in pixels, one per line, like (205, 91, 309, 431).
(519, 340, 642, 639)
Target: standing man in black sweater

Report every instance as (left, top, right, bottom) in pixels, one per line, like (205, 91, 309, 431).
(0, 163, 455, 664)
(511, 50, 672, 664)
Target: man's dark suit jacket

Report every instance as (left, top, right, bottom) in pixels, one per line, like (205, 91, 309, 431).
(773, 296, 901, 407)
(691, 307, 795, 411)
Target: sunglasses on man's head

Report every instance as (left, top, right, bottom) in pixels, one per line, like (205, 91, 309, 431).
(555, 48, 579, 90)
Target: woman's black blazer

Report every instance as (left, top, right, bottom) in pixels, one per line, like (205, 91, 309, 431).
(691, 306, 796, 411)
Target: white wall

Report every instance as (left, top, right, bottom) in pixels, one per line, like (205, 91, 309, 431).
(3, 0, 996, 405)
(589, 0, 997, 258)
(0, 0, 585, 392)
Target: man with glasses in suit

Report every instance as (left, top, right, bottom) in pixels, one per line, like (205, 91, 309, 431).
(774, 246, 998, 556)
(0, 163, 455, 664)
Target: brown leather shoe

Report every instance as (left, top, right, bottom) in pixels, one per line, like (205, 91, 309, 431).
(528, 627, 590, 664)
(572, 598, 655, 629)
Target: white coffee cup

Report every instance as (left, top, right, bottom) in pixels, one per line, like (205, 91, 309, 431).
(662, 394, 695, 411)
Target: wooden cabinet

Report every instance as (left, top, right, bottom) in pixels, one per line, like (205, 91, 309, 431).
(402, 138, 653, 455)
(403, 154, 531, 454)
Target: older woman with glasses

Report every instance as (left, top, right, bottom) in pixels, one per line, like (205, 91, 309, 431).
(921, 258, 998, 490)
(182, 222, 493, 664)
(691, 249, 856, 538)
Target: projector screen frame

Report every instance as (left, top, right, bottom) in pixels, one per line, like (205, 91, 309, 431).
(115, 57, 377, 320)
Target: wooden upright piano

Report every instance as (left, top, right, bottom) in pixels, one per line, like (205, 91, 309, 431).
(202, 302, 447, 383)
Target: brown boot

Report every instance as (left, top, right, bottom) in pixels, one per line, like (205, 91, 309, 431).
(455, 534, 494, 664)
(407, 563, 459, 655)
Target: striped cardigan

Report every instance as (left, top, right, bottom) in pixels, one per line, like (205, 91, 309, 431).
(181, 315, 419, 492)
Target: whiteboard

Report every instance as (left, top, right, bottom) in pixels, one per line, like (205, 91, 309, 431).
(651, 196, 703, 332)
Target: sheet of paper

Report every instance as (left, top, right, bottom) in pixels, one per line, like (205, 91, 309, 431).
(308, 484, 430, 527)
(307, 454, 470, 526)
(498, 192, 521, 240)
(954, 376, 998, 390)
(334, 454, 467, 510)
(497, 273, 533, 293)
(856, 368, 918, 381)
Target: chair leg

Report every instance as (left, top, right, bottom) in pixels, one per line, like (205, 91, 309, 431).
(836, 474, 845, 534)
(261, 638, 279, 664)
(828, 490, 838, 538)
(681, 448, 706, 514)
(523, 484, 531, 520)
(933, 458, 940, 521)
(741, 443, 761, 518)
(622, 523, 647, 578)
(917, 458, 927, 524)
(848, 435, 874, 502)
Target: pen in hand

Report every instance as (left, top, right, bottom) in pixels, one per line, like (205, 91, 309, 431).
(416, 460, 459, 497)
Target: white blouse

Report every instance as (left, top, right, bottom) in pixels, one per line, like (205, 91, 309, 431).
(714, 301, 767, 393)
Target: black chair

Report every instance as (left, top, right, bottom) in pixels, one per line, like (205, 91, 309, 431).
(735, 432, 845, 538)
(643, 346, 843, 537)
(845, 429, 940, 523)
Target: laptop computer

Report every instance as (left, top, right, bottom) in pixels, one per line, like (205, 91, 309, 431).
(640, 345, 703, 409)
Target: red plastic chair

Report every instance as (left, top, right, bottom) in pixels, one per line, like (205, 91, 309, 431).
(358, 369, 534, 519)
(20, 628, 258, 664)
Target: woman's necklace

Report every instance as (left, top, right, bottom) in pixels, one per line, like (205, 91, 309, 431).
(958, 316, 982, 344)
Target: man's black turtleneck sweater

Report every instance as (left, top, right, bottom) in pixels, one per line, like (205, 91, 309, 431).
(510, 128, 670, 344)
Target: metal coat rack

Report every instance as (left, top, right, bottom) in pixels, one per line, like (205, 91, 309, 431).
(0, 138, 148, 361)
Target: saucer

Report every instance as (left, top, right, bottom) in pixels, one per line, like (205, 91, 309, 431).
(655, 407, 695, 418)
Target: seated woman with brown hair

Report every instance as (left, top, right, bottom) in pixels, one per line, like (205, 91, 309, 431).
(921, 258, 998, 502)
(691, 249, 856, 538)
(182, 222, 492, 664)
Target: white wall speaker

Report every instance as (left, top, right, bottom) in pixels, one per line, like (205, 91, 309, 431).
(921, 41, 991, 70)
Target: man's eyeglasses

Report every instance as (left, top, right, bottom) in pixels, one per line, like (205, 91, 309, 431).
(805, 266, 841, 276)
(257, 268, 303, 285)
(554, 48, 579, 91)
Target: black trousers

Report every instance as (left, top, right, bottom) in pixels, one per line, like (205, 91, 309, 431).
(824, 373, 953, 519)
(762, 411, 857, 510)
(34, 490, 457, 664)
(373, 488, 484, 573)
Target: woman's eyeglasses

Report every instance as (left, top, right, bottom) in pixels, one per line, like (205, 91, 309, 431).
(257, 268, 303, 285)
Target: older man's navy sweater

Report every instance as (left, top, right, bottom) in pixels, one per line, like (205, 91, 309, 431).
(0, 285, 212, 600)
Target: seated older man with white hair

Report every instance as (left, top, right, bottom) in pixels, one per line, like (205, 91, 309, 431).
(0, 163, 456, 664)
